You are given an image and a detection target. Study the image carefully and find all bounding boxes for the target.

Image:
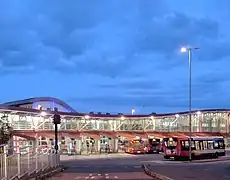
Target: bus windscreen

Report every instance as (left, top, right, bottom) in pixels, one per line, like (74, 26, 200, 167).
(164, 138, 178, 149)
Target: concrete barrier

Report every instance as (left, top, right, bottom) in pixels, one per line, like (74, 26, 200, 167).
(141, 164, 173, 180)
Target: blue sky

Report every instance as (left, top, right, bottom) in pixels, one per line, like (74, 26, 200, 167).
(0, 0, 230, 114)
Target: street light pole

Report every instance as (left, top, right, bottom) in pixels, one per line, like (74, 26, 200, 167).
(188, 48, 192, 162)
(181, 47, 199, 162)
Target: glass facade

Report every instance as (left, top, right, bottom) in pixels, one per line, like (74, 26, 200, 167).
(2, 108, 229, 154)
(1, 109, 228, 133)
(155, 112, 228, 133)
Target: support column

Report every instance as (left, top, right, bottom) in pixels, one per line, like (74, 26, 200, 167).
(226, 113, 229, 134)
(33, 133, 38, 151)
(8, 136, 14, 155)
(65, 137, 71, 155)
(97, 139, 101, 153)
(199, 114, 203, 132)
(75, 137, 82, 154)
(113, 138, 118, 153)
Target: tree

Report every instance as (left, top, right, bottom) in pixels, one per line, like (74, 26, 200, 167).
(0, 115, 13, 145)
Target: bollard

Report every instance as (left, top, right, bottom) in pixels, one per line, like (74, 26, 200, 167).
(17, 153, 21, 179)
(3, 152, 7, 179)
(41, 153, 44, 172)
(35, 148, 38, 173)
(27, 147, 30, 175)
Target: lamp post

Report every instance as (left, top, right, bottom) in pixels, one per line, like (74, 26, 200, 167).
(53, 108, 61, 154)
(181, 47, 199, 162)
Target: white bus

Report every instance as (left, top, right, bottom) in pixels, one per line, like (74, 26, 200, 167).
(163, 136, 226, 160)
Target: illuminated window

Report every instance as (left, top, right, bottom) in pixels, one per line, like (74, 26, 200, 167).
(207, 141, 214, 149)
(195, 141, 200, 150)
(203, 141, 208, 150)
(214, 142, 218, 148)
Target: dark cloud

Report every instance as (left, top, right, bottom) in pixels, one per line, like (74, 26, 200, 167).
(67, 91, 230, 111)
(168, 71, 230, 103)
(99, 79, 161, 90)
(196, 72, 230, 85)
(67, 94, 188, 109)
(68, 83, 230, 112)
(135, 12, 219, 54)
(196, 41, 230, 61)
(0, 1, 228, 77)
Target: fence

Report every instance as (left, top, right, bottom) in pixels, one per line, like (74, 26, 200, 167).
(0, 146, 60, 180)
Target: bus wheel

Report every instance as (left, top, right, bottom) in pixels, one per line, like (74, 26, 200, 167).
(164, 156, 170, 159)
(191, 154, 196, 160)
(215, 153, 219, 158)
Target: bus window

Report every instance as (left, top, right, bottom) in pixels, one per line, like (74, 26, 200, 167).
(195, 141, 200, 150)
(199, 141, 203, 150)
(207, 141, 214, 149)
(185, 141, 189, 147)
(181, 140, 196, 150)
(219, 140, 225, 149)
(203, 141, 208, 150)
(181, 140, 189, 150)
(181, 140, 185, 147)
(164, 138, 178, 149)
(191, 141, 195, 149)
(213, 141, 219, 149)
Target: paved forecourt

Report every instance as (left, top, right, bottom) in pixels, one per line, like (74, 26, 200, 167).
(55, 153, 230, 180)
(50, 153, 160, 180)
(145, 159, 230, 180)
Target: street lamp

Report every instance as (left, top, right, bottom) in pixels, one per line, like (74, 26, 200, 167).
(181, 46, 199, 162)
(84, 115, 90, 119)
(131, 109, 135, 115)
(196, 111, 201, 115)
(41, 111, 47, 117)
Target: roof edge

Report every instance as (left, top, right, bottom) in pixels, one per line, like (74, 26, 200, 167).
(2, 97, 76, 112)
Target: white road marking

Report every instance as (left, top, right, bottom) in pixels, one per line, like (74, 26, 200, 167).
(72, 165, 143, 168)
(75, 177, 87, 179)
(134, 165, 141, 168)
(142, 160, 183, 164)
(73, 173, 121, 180)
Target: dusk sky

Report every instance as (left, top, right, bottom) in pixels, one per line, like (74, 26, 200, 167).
(0, 0, 230, 114)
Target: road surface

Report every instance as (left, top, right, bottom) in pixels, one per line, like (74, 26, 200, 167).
(49, 153, 159, 179)
(147, 161, 230, 180)
(50, 151, 230, 180)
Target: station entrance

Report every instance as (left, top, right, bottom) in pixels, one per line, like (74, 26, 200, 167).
(12, 130, 230, 155)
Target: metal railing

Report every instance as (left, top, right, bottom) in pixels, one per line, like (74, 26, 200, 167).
(0, 146, 60, 180)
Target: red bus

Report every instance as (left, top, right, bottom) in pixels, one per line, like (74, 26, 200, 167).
(124, 137, 147, 154)
(163, 136, 225, 160)
(147, 138, 162, 153)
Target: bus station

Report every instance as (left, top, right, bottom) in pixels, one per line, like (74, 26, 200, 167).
(0, 97, 229, 154)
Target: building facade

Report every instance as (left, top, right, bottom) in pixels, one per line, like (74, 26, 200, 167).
(1, 97, 230, 153)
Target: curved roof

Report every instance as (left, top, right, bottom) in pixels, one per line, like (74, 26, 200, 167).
(2, 97, 76, 112)
(1, 97, 230, 118)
